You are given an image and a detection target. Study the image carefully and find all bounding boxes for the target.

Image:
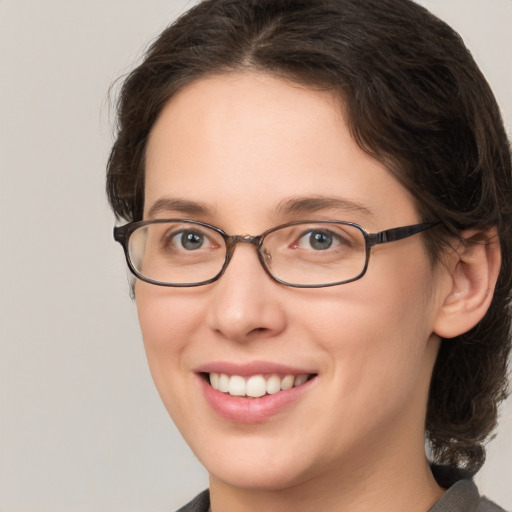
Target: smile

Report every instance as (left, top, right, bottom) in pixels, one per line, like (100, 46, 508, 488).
(198, 365, 318, 423)
(209, 372, 311, 398)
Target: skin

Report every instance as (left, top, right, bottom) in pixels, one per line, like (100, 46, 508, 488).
(137, 72, 455, 511)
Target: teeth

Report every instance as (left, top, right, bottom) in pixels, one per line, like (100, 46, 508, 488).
(209, 372, 220, 389)
(209, 372, 311, 397)
(294, 374, 308, 386)
(228, 375, 246, 396)
(281, 375, 294, 390)
(266, 374, 281, 395)
(246, 375, 267, 398)
(219, 373, 230, 393)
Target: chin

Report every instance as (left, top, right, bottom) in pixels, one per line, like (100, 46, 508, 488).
(207, 458, 312, 492)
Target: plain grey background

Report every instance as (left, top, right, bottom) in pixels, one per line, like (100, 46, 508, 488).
(0, 1, 510, 511)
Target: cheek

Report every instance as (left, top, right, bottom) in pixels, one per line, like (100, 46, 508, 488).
(135, 283, 205, 389)
(136, 281, 203, 343)
(301, 253, 437, 407)
(134, 284, 217, 437)
(306, 292, 431, 384)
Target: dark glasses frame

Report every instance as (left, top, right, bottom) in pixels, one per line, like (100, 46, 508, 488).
(114, 219, 438, 288)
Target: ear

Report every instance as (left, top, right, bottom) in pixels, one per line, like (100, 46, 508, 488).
(433, 228, 501, 339)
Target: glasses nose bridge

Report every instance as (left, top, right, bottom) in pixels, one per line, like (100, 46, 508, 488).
(225, 233, 263, 255)
(222, 233, 268, 274)
(218, 232, 275, 284)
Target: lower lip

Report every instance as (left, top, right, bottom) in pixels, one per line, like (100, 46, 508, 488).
(199, 375, 316, 424)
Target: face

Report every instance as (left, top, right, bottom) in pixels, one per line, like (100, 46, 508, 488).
(138, 72, 446, 492)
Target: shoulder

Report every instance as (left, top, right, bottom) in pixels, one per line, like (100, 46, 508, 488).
(175, 489, 210, 512)
(477, 496, 509, 512)
(429, 465, 507, 512)
(177, 478, 508, 512)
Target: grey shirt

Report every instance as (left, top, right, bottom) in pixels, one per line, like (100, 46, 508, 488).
(429, 479, 505, 512)
(428, 465, 506, 512)
(175, 466, 507, 511)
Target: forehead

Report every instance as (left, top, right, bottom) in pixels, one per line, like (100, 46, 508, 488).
(144, 72, 418, 230)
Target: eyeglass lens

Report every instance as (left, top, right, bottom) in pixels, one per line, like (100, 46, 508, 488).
(127, 221, 368, 286)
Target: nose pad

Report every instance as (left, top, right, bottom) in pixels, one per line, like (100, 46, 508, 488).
(206, 244, 286, 343)
(262, 247, 272, 264)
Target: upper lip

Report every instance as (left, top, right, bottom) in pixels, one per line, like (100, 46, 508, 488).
(195, 360, 317, 377)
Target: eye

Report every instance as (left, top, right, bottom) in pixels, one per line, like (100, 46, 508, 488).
(296, 230, 340, 251)
(167, 229, 211, 251)
(174, 230, 206, 250)
(155, 224, 220, 254)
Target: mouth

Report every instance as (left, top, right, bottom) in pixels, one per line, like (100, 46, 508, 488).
(197, 364, 318, 422)
(205, 372, 316, 398)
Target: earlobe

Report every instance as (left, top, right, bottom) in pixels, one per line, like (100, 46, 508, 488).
(433, 228, 501, 339)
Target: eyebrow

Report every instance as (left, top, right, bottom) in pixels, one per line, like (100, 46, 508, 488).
(275, 195, 374, 217)
(147, 197, 215, 218)
(146, 194, 374, 221)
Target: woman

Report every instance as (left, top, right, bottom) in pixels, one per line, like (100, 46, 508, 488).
(107, 0, 511, 510)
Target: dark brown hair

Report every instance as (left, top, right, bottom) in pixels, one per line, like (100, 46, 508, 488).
(107, 0, 512, 473)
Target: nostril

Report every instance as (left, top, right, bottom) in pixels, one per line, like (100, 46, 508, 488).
(249, 327, 269, 335)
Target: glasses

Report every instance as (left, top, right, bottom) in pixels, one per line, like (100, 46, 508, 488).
(113, 219, 437, 288)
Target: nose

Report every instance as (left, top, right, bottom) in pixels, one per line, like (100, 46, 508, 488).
(206, 243, 287, 343)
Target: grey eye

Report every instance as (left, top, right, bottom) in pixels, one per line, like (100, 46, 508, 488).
(300, 230, 334, 250)
(174, 231, 206, 250)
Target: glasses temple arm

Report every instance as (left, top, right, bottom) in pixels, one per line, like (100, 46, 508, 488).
(368, 221, 439, 246)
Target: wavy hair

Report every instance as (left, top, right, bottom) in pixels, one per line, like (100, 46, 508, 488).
(106, 0, 512, 473)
